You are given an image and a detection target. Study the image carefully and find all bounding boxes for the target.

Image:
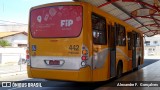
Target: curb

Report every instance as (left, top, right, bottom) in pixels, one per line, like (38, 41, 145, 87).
(0, 71, 27, 78)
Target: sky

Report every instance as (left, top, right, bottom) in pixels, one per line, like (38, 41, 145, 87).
(0, 0, 72, 24)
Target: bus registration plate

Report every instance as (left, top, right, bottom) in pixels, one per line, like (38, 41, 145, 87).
(49, 60, 60, 65)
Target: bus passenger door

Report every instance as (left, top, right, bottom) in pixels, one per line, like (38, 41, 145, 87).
(127, 32, 133, 70)
(108, 23, 116, 78)
(132, 31, 137, 69)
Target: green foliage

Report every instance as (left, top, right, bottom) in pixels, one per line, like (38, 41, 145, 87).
(0, 40, 11, 47)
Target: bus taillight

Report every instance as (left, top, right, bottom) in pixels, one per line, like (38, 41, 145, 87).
(81, 56, 87, 61)
(81, 45, 89, 66)
(26, 49, 29, 59)
(26, 55, 30, 60)
(82, 49, 87, 55)
(26, 47, 30, 65)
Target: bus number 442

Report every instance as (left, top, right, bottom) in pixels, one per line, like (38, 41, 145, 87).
(69, 45, 79, 51)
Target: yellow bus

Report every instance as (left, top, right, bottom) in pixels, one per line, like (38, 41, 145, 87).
(27, 2, 144, 82)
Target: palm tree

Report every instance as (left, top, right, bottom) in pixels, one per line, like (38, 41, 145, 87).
(0, 40, 11, 47)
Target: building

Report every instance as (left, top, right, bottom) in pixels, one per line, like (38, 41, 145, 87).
(0, 31, 28, 47)
(144, 35, 160, 57)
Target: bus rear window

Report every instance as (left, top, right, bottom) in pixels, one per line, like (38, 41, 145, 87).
(30, 6, 82, 38)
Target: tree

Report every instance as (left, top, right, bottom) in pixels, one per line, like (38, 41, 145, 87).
(0, 40, 11, 47)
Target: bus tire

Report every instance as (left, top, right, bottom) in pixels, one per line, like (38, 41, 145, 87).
(134, 67, 138, 71)
(138, 57, 141, 65)
(117, 61, 123, 78)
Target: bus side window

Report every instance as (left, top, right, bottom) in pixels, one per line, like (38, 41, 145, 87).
(108, 24, 112, 47)
(115, 23, 119, 46)
(92, 13, 107, 45)
(116, 24, 126, 46)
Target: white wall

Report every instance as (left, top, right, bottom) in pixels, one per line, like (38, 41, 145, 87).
(0, 48, 26, 64)
(145, 35, 160, 46)
(144, 35, 160, 59)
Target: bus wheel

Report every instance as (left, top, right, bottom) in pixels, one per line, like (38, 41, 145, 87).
(134, 67, 138, 71)
(136, 57, 141, 70)
(117, 61, 123, 78)
(138, 57, 141, 65)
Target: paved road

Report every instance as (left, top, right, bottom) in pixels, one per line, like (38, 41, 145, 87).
(139, 59, 158, 69)
(0, 59, 159, 90)
(0, 64, 26, 74)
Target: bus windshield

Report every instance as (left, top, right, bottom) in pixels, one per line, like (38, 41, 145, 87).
(30, 5, 82, 38)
